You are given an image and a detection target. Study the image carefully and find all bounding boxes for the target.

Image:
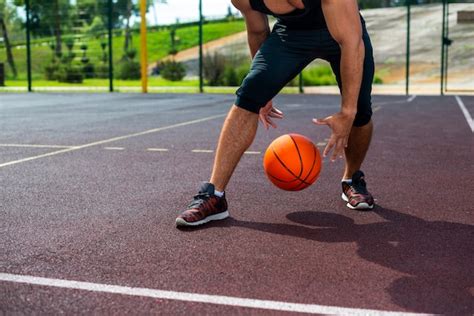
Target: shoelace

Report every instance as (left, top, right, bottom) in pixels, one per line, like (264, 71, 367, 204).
(188, 192, 212, 208)
(351, 179, 369, 195)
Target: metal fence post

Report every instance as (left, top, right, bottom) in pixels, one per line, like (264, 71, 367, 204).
(108, 0, 114, 92)
(405, 0, 411, 96)
(140, 0, 148, 93)
(444, 2, 450, 91)
(25, 0, 32, 92)
(298, 72, 304, 93)
(199, 0, 204, 93)
(440, 0, 447, 95)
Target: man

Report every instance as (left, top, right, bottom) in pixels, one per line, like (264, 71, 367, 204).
(176, 0, 375, 227)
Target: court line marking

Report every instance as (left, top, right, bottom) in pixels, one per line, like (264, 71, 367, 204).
(373, 99, 409, 106)
(0, 273, 428, 316)
(244, 151, 261, 155)
(104, 147, 125, 151)
(407, 95, 417, 103)
(455, 96, 474, 133)
(0, 114, 226, 169)
(192, 149, 214, 153)
(0, 144, 78, 149)
(147, 148, 169, 152)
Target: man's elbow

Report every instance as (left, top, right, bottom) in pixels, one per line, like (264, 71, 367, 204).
(338, 35, 363, 52)
(247, 28, 270, 38)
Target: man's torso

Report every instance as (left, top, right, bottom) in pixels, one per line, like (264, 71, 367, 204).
(248, 0, 327, 30)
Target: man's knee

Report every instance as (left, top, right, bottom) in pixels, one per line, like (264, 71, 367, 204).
(353, 101, 373, 127)
(353, 114, 372, 127)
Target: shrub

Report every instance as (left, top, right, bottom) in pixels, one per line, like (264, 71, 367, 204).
(115, 59, 141, 80)
(223, 66, 238, 86)
(299, 65, 338, 86)
(57, 64, 84, 83)
(96, 63, 109, 79)
(236, 63, 250, 85)
(82, 62, 96, 79)
(160, 60, 186, 81)
(44, 61, 60, 80)
(373, 75, 383, 84)
(203, 52, 226, 86)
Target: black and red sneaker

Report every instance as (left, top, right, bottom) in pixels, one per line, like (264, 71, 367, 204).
(176, 182, 229, 227)
(341, 170, 375, 210)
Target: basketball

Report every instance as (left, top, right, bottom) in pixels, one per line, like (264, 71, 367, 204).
(263, 134, 322, 191)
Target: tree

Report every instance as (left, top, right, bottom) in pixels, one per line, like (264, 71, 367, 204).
(13, 0, 73, 56)
(0, 0, 17, 77)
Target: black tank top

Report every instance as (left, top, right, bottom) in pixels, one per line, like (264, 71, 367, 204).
(249, 0, 327, 30)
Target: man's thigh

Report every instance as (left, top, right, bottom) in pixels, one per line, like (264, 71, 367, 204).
(235, 29, 314, 114)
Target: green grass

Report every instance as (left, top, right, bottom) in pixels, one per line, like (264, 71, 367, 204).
(0, 20, 246, 80)
(5, 77, 199, 88)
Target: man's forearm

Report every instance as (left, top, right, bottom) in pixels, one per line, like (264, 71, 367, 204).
(247, 30, 270, 58)
(339, 40, 364, 115)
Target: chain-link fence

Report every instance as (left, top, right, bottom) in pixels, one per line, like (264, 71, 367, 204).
(0, 0, 472, 93)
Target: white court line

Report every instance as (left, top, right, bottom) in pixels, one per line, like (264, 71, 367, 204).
(0, 273, 428, 316)
(373, 105, 382, 113)
(455, 96, 474, 133)
(192, 149, 214, 153)
(0, 144, 78, 149)
(407, 95, 417, 103)
(104, 147, 124, 151)
(0, 114, 226, 169)
(373, 99, 408, 106)
(244, 151, 261, 155)
(316, 142, 327, 147)
(147, 148, 169, 152)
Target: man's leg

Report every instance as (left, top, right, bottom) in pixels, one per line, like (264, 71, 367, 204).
(326, 25, 375, 209)
(176, 28, 314, 226)
(343, 120, 373, 180)
(210, 105, 259, 192)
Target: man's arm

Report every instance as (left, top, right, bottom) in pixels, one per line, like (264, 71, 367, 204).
(232, 0, 282, 130)
(231, 0, 270, 58)
(314, 0, 365, 161)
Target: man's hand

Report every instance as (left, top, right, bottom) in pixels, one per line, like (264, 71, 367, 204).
(313, 111, 355, 161)
(259, 100, 284, 129)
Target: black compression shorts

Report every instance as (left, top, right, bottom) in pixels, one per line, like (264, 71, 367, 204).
(235, 22, 374, 127)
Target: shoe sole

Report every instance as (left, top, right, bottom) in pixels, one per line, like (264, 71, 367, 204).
(176, 211, 229, 227)
(341, 193, 374, 210)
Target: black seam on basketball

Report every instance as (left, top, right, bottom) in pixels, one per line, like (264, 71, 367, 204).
(288, 145, 319, 191)
(267, 173, 300, 183)
(301, 144, 318, 183)
(271, 148, 311, 185)
(290, 179, 306, 191)
(289, 135, 304, 178)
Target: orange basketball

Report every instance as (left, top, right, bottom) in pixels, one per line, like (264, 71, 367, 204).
(263, 134, 322, 191)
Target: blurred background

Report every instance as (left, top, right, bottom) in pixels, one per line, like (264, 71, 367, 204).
(0, 0, 472, 94)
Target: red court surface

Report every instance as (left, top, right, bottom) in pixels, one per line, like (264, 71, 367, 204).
(1, 93, 473, 315)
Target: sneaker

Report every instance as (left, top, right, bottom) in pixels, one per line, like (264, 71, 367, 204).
(341, 170, 375, 210)
(176, 182, 229, 227)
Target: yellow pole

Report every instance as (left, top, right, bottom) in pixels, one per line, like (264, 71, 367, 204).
(140, 0, 148, 93)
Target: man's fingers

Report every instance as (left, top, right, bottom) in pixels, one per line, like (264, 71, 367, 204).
(323, 139, 335, 158)
(312, 118, 330, 126)
(344, 136, 349, 148)
(336, 139, 346, 159)
(267, 117, 277, 128)
(272, 108, 283, 115)
(268, 112, 283, 119)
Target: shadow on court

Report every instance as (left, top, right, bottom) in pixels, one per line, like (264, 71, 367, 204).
(180, 206, 474, 315)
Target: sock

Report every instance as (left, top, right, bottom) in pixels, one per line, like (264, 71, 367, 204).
(214, 190, 224, 197)
(342, 179, 352, 184)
